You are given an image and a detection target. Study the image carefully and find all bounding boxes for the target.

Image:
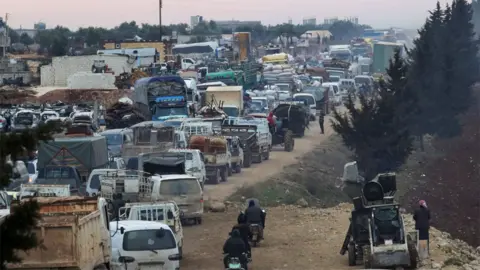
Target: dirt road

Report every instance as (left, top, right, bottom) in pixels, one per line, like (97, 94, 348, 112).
(204, 121, 334, 202)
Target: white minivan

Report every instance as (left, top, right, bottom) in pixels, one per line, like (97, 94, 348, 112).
(110, 220, 181, 270)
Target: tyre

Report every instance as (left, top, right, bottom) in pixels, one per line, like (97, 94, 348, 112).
(263, 150, 270, 160)
(408, 241, 419, 269)
(284, 131, 294, 152)
(243, 151, 252, 168)
(235, 162, 242, 173)
(209, 169, 221, 185)
(196, 217, 202, 224)
(253, 153, 262, 163)
(228, 165, 233, 176)
(348, 243, 356, 266)
(221, 166, 228, 182)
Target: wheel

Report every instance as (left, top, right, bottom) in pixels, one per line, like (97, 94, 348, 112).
(243, 150, 252, 168)
(196, 217, 202, 224)
(284, 130, 294, 152)
(221, 166, 228, 182)
(363, 245, 372, 268)
(179, 244, 183, 257)
(408, 241, 419, 269)
(264, 150, 270, 160)
(235, 162, 242, 173)
(348, 243, 356, 266)
(228, 165, 233, 176)
(252, 241, 257, 247)
(209, 169, 221, 184)
(253, 153, 262, 163)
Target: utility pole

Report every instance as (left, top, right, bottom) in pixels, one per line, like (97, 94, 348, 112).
(2, 13, 9, 58)
(159, 0, 163, 41)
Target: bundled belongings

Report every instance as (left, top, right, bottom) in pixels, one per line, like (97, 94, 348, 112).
(262, 64, 295, 85)
(105, 102, 147, 129)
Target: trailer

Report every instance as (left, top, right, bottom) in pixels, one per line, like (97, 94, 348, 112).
(7, 197, 112, 270)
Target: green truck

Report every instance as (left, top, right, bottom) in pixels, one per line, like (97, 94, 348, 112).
(372, 42, 403, 74)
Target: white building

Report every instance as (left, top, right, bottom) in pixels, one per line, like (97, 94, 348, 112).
(190, 15, 203, 28)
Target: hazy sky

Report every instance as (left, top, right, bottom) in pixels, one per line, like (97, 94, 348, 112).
(3, 0, 451, 30)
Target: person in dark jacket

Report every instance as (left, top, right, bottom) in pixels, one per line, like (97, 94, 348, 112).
(318, 109, 325, 134)
(223, 229, 248, 269)
(413, 200, 431, 254)
(111, 193, 126, 221)
(232, 213, 252, 259)
(245, 200, 265, 239)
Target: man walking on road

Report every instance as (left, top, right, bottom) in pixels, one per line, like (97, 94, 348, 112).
(414, 200, 431, 259)
(318, 109, 325, 134)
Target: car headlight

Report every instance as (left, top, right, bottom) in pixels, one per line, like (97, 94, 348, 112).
(28, 177, 32, 183)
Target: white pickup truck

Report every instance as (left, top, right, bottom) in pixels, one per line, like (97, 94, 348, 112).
(234, 117, 272, 163)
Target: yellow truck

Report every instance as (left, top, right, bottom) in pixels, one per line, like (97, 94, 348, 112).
(7, 197, 113, 270)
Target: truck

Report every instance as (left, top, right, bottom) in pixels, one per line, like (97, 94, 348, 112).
(205, 86, 244, 117)
(37, 136, 109, 183)
(7, 197, 113, 270)
(133, 76, 189, 122)
(372, 42, 403, 74)
(222, 122, 271, 164)
(189, 135, 230, 184)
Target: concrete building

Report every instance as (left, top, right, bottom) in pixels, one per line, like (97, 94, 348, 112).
(215, 20, 261, 30)
(324, 17, 358, 25)
(303, 17, 316, 26)
(190, 15, 203, 28)
(40, 55, 135, 87)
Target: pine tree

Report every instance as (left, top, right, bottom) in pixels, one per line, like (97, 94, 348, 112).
(0, 122, 62, 269)
(331, 50, 413, 179)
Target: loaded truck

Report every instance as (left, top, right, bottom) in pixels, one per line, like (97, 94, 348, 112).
(6, 197, 117, 270)
(189, 135, 230, 184)
(37, 136, 109, 183)
(205, 86, 244, 117)
(372, 42, 403, 74)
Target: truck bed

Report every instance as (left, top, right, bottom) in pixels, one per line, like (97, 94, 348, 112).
(7, 197, 110, 270)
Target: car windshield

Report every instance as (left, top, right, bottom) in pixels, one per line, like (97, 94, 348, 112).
(159, 179, 201, 195)
(294, 95, 315, 105)
(154, 107, 187, 118)
(276, 84, 290, 91)
(123, 229, 176, 251)
(163, 120, 183, 128)
(104, 134, 123, 145)
(89, 174, 100, 189)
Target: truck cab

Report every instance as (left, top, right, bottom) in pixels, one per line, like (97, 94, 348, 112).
(168, 148, 207, 188)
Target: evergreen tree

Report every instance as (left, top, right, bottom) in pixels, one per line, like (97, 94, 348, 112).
(331, 50, 413, 179)
(446, 0, 479, 114)
(0, 122, 62, 269)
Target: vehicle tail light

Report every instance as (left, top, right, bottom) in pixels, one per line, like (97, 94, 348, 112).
(200, 198, 204, 203)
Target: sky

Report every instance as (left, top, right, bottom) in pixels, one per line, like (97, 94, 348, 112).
(3, 0, 452, 30)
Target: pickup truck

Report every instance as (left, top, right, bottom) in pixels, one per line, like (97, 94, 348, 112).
(118, 201, 184, 256)
(189, 135, 231, 184)
(7, 197, 113, 270)
(223, 120, 272, 163)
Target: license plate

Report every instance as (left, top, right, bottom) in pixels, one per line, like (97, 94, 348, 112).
(228, 263, 241, 268)
(385, 239, 393, 245)
(252, 235, 257, 241)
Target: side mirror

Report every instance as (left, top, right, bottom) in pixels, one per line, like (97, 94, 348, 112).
(168, 254, 182, 261)
(118, 256, 135, 263)
(120, 227, 125, 234)
(167, 210, 174, 219)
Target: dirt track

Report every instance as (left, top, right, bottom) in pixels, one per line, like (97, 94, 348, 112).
(204, 120, 334, 202)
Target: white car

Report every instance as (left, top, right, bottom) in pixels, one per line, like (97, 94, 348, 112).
(27, 160, 38, 184)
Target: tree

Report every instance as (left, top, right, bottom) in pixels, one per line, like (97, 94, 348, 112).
(472, 0, 480, 35)
(331, 49, 413, 179)
(19, 33, 34, 45)
(0, 122, 62, 269)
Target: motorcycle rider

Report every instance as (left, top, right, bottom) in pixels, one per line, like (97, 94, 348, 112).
(223, 229, 249, 270)
(231, 213, 252, 259)
(245, 200, 265, 239)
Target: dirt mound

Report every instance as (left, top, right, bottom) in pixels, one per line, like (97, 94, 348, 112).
(36, 89, 132, 107)
(230, 135, 352, 207)
(399, 96, 480, 247)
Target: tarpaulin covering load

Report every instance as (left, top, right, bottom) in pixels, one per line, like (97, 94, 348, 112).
(37, 136, 108, 169)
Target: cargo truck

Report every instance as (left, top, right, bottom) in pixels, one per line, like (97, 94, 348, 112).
(7, 197, 114, 270)
(205, 86, 244, 117)
(372, 42, 403, 74)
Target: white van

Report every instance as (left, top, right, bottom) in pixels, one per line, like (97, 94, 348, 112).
(293, 93, 317, 121)
(110, 220, 181, 270)
(150, 175, 203, 224)
(168, 148, 206, 188)
(322, 82, 342, 106)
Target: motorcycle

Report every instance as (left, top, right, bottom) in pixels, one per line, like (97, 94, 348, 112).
(249, 223, 262, 247)
(225, 254, 246, 270)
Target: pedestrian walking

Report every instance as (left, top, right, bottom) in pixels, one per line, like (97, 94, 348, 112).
(413, 200, 431, 259)
(318, 109, 325, 134)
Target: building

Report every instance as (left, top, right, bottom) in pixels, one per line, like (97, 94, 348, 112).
(288, 18, 293, 25)
(190, 15, 203, 28)
(214, 20, 261, 30)
(303, 17, 316, 26)
(324, 17, 358, 25)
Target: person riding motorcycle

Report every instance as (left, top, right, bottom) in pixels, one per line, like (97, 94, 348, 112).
(232, 213, 252, 259)
(223, 229, 249, 270)
(244, 200, 266, 239)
